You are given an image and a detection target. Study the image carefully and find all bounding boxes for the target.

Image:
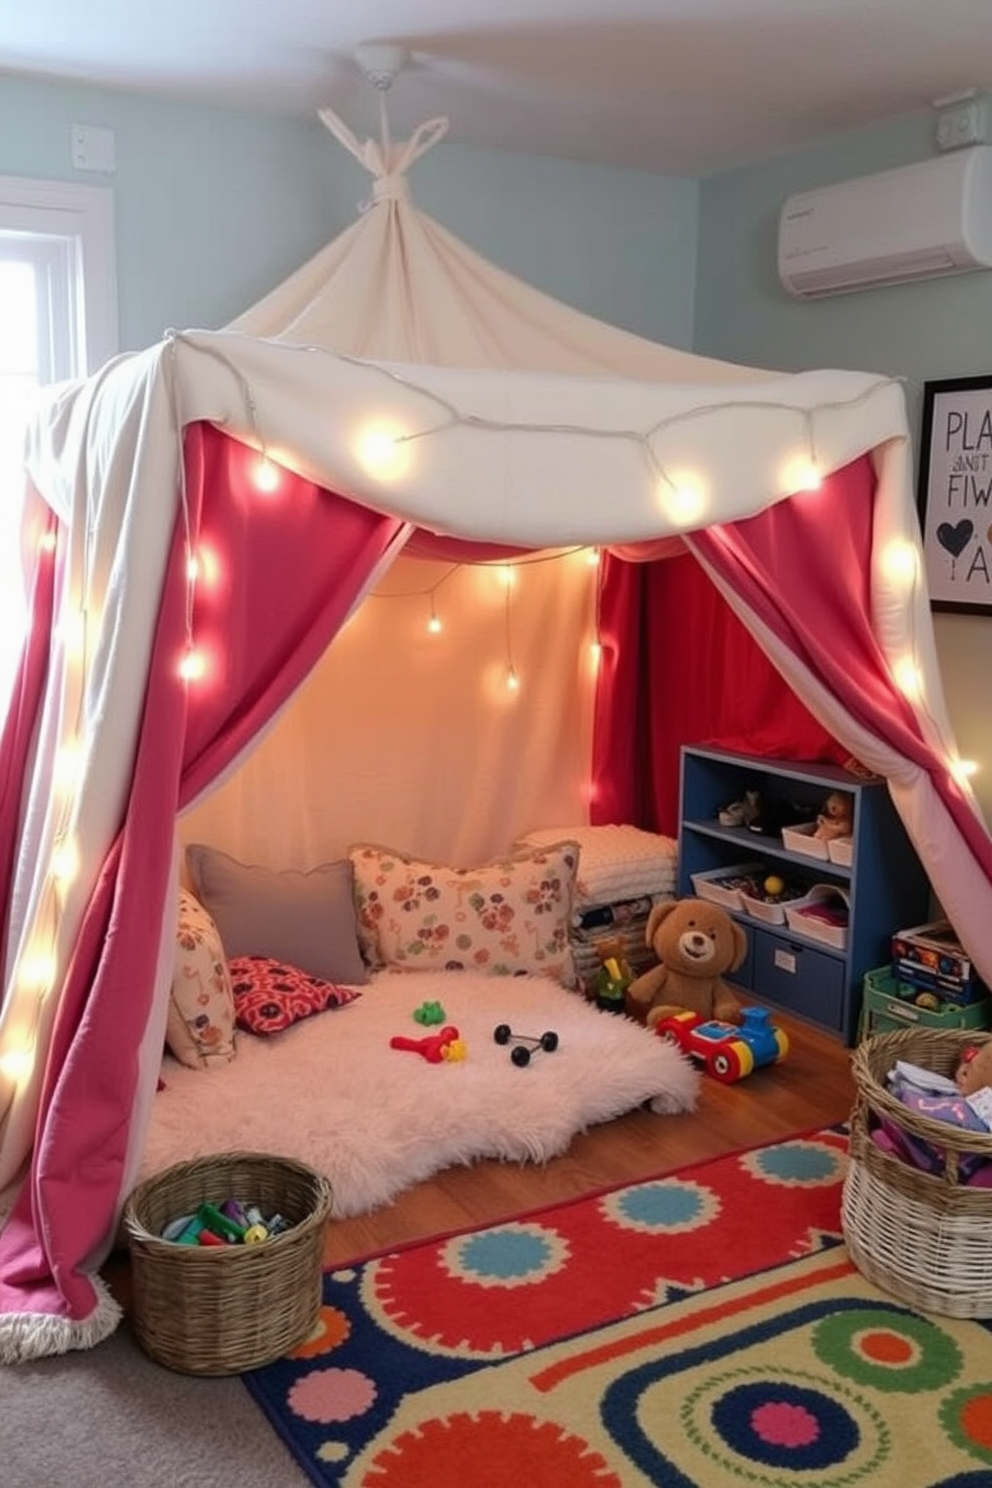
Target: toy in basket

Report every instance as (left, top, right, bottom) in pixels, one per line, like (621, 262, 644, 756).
(123, 1150, 332, 1375)
(842, 1026, 992, 1319)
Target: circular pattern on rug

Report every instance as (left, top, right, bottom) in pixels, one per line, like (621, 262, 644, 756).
(289, 1304, 352, 1360)
(940, 1382, 992, 1464)
(358, 1409, 621, 1487)
(679, 1365, 889, 1481)
(363, 1223, 583, 1359)
(600, 1178, 720, 1235)
(741, 1137, 844, 1188)
(812, 1307, 963, 1393)
(439, 1221, 570, 1289)
(287, 1366, 377, 1425)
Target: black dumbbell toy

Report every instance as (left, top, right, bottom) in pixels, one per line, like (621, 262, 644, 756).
(493, 1023, 560, 1066)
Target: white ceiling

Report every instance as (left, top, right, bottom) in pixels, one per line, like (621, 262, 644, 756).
(4, 0, 992, 175)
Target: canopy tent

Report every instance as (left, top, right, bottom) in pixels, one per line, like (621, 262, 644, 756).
(2, 107, 992, 1365)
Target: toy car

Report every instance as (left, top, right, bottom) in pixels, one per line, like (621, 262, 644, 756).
(654, 1005, 789, 1083)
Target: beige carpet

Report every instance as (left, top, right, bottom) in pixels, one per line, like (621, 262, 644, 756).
(0, 1317, 309, 1487)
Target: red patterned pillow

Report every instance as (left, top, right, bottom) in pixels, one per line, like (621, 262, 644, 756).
(228, 956, 361, 1036)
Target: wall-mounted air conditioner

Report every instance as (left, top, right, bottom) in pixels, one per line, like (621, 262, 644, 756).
(778, 146, 992, 298)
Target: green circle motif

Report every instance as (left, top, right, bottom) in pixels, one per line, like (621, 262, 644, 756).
(812, 1308, 962, 1393)
(939, 1382, 992, 1464)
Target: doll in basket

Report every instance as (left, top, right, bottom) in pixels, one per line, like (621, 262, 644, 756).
(871, 1044, 992, 1185)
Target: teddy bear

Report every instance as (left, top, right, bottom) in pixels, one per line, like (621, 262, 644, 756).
(625, 897, 748, 1029)
(813, 790, 853, 842)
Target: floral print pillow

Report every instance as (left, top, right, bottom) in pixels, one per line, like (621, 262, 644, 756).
(166, 888, 237, 1069)
(348, 840, 580, 984)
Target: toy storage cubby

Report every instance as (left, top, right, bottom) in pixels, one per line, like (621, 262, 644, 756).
(677, 746, 932, 1044)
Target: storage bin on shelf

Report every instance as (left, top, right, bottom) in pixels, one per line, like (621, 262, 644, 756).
(784, 883, 850, 949)
(689, 863, 764, 912)
(859, 967, 992, 1040)
(123, 1150, 332, 1375)
(842, 1026, 992, 1318)
(781, 822, 828, 860)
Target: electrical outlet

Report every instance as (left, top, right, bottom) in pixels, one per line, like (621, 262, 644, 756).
(935, 100, 987, 151)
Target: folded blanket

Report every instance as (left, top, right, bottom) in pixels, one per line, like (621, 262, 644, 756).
(518, 824, 678, 907)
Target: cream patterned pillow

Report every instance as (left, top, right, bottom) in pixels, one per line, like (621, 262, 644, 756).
(166, 888, 237, 1069)
(348, 840, 580, 984)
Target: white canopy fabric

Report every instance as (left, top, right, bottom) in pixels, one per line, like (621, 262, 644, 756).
(1, 107, 991, 1364)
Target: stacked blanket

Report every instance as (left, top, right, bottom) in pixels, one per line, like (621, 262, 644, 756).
(518, 824, 678, 996)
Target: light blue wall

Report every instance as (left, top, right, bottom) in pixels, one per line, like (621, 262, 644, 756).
(696, 111, 992, 825)
(0, 75, 698, 353)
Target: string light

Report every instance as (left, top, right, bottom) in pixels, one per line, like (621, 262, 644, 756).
(426, 597, 443, 634)
(250, 454, 281, 494)
(178, 644, 206, 682)
(893, 655, 922, 700)
(50, 837, 79, 889)
(951, 757, 979, 785)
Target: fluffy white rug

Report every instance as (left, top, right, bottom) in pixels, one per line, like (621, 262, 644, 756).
(139, 972, 699, 1218)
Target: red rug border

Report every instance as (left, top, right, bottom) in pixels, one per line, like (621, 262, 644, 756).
(325, 1120, 847, 1272)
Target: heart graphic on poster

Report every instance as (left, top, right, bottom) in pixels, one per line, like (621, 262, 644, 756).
(937, 519, 974, 558)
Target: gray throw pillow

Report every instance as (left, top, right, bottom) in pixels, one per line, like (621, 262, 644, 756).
(186, 845, 368, 986)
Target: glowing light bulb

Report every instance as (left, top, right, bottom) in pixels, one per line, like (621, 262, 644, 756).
(0, 1047, 33, 1082)
(251, 455, 281, 494)
(356, 425, 410, 481)
(506, 667, 520, 692)
(950, 757, 979, 785)
(585, 548, 601, 566)
(427, 613, 443, 635)
(63, 609, 87, 663)
(19, 946, 57, 994)
(881, 538, 919, 589)
(660, 476, 706, 529)
(589, 640, 602, 662)
(186, 552, 200, 583)
(178, 645, 206, 682)
(893, 655, 922, 700)
(500, 565, 516, 589)
(39, 530, 57, 554)
(50, 837, 78, 887)
(54, 739, 82, 792)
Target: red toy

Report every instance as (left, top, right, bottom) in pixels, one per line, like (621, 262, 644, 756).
(390, 1025, 466, 1062)
(654, 1006, 788, 1084)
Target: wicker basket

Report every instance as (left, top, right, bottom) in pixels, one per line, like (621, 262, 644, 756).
(843, 1026, 992, 1318)
(123, 1151, 332, 1375)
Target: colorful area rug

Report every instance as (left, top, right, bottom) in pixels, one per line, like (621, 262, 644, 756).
(242, 1128, 992, 1485)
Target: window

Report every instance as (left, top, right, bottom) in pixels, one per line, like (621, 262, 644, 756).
(0, 177, 117, 717)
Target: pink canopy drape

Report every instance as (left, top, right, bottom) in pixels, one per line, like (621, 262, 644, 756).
(0, 424, 406, 1353)
(593, 456, 992, 900)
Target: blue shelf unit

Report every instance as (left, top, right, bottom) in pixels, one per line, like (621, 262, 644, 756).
(677, 746, 932, 1045)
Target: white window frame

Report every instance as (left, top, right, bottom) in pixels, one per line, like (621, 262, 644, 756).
(0, 175, 118, 375)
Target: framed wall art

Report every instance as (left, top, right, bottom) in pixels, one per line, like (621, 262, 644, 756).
(917, 374, 992, 614)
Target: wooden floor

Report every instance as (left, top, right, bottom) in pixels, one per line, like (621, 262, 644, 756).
(319, 1008, 856, 1267)
(104, 1008, 855, 1303)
